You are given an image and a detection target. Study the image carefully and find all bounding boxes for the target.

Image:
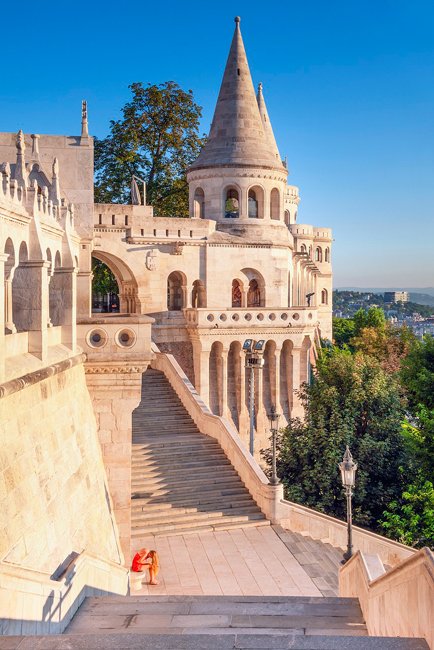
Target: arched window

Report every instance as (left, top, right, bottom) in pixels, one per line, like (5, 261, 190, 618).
(167, 271, 185, 310)
(270, 188, 280, 220)
(315, 247, 322, 262)
(247, 279, 261, 307)
(325, 247, 330, 262)
(232, 279, 242, 307)
(193, 187, 205, 219)
(300, 244, 307, 253)
(192, 279, 206, 308)
(321, 289, 328, 305)
(248, 189, 258, 218)
(308, 246, 312, 259)
(284, 210, 290, 225)
(225, 188, 239, 218)
(91, 258, 120, 313)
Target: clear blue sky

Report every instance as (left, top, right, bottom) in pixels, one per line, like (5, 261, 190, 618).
(1, 0, 434, 288)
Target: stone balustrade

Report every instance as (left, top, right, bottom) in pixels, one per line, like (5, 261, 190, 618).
(185, 307, 318, 329)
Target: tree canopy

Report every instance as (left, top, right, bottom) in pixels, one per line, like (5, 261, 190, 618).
(94, 81, 205, 216)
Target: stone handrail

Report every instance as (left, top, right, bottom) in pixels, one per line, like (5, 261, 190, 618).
(151, 349, 284, 522)
(0, 551, 129, 635)
(185, 307, 318, 329)
(339, 547, 434, 648)
(277, 499, 416, 567)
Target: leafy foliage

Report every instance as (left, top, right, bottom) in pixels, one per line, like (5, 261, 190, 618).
(263, 349, 408, 529)
(380, 477, 434, 547)
(94, 81, 205, 216)
(92, 258, 118, 295)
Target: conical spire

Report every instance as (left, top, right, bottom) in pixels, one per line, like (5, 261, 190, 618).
(189, 17, 286, 172)
(257, 82, 281, 163)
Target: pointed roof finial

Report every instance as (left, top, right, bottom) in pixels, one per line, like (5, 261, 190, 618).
(189, 18, 286, 172)
(256, 81, 282, 162)
(15, 130, 28, 188)
(81, 100, 89, 139)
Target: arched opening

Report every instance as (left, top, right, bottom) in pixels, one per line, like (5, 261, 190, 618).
(224, 188, 239, 218)
(321, 289, 328, 305)
(167, 271, 186, 311)
(48, 251, 64, 326)
(247, 279, 261, 307)
(241, 268, 266, 307)
(192, 279, 206, 308)
(284, 209, 290, 225)
(11, 241, 32, 333)
(248, 186, 264, 218)
(280, 339, 294, 420)
(308, 245, 312, 260)
(193, 187, 205, 219)
(270, 188, 280, 220)
(263, 340, 276, 418)
(315, 247, 322, 262)
(325, 247, 330, 262)
(231, 279, 243, 308)
(4, 238, 16, 334)
(300, 244, 307, 254)
(91, 257, 120, 313)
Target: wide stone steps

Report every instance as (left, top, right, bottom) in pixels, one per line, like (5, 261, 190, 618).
(60, 595, 428, 649)
(131, 368, 267, 538)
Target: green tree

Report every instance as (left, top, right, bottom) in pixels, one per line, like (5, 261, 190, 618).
(401, 334, 434, 410)
(380, 476, 434, 548)
(92, 258, 118, 295)
(333, 317, 355, 347)
(94, 81, 205, 216)
(263, 348, 408, 529)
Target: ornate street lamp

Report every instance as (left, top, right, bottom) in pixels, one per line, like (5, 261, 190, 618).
(267, 406, 280, 485)
(339, 446, 358, 563)
(243, 339, 265, 455)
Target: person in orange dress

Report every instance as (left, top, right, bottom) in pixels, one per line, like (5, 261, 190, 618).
(131, 548, 159, 585)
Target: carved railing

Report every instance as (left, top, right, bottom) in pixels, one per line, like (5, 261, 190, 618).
(185, 307, 318, 329)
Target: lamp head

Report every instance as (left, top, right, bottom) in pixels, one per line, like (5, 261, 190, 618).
(243, 339, 254, 353)
(254, 339, 265, 352)
(339, 446, 357, 488)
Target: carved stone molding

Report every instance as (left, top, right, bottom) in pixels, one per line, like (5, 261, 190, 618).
(84, 364, 146, 374)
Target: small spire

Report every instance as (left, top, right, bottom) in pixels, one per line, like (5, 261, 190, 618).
(15, 130, 28, 188)
(81, 100, 89, 138)
(256, 82, 282, 162)
(31, 134, 40, 162)
(234, 16, 241, 24)
(50, 157, 61, 205)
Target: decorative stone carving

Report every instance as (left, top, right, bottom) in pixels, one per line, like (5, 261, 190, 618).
(146, 249, 158, 270)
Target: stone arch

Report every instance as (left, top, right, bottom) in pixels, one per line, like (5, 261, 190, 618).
(209, 341, 224, 416)
(167, 270, 187, 311)
(263, 339, 277, 418)
(193, 187, 205, 219)
(270, 188, 280, 220)
(315, 247, 322, 262)
(300, 244, 307, 253)
(192, 279, 206, 308)
(224, 185, 240, 218)
(248, 185, 264, 219)
(325, 247, 330, 262)
(231, 278, 244, 308)
(46, 248, 53, 276)
(92, 251, 138, 313)
(321, 288, 328, 305)
(284, 209, 290, 225)
(241, 268, 266, 307)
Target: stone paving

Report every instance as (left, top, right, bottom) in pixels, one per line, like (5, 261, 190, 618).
(129, 525, 340, 598)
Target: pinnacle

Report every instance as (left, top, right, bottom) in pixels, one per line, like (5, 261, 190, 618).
(189, 19, 286, 173)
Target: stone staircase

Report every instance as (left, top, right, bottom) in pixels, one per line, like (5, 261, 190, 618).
(131, 368, 268, 539)
(56, 594, 427, 649)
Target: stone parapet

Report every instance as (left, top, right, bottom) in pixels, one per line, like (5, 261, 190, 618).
(185, 307, 319, 330)
(339, 547, 434, 649)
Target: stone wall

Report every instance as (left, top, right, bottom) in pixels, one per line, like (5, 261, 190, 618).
(158, 341, 195, 384)
(0, 355, 122, 574)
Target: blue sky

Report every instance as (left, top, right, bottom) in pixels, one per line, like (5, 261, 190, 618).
(1, 0, 433, 288)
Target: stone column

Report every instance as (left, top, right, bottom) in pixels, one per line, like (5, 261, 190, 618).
(55, 267, 77, 351)
(0, 254, 7, 382)
(16, 261, 50, 361)
(274, 344, 282, 416)
(221, 344, 230, 420)
(192, 339, 211, 408)
(291, 346, 304, 418)
(77, 271, 92, 318)
(84, 363, 147, 565)
(4, 278, 16, 334)
(255, 364, 266, 455)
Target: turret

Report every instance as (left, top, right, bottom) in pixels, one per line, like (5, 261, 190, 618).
(187, 17, 290, 239)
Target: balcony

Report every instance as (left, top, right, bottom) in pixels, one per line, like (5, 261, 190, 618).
(185, 307, 318, 330)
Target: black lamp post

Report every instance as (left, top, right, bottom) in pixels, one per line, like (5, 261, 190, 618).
(243, 339, 265, 456)
(339, 446, 357, 563)
(267, 406, 280, 485)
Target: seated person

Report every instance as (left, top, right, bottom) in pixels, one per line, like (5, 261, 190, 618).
(131, 548, 159, 585)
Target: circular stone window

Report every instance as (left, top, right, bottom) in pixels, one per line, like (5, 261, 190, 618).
(219, 313, 227, 321)
(257, 313, 264, 321)
(207, 313, 214, 322)
(269, 313, 276, 321)
(232, 313, 239, 321)
(308, 312, 313, 320)
(115, 328, 137, 348)
(293, 313, 300, 321)
(280, 313, 288, 321)
(245, 313, 252, 321)
(87, 328, 107, 348)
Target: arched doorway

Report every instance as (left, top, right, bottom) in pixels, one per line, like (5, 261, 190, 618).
(247, 279, 261, 307)
(167, 271, 187, 311)
(192, 279, 206, 308)
(92, 257, 120, 313)
(231, 279, 243, 307)
(193, 188, 205, 219)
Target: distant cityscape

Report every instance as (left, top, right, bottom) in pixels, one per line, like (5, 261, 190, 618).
(333, 290, 434, 338)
